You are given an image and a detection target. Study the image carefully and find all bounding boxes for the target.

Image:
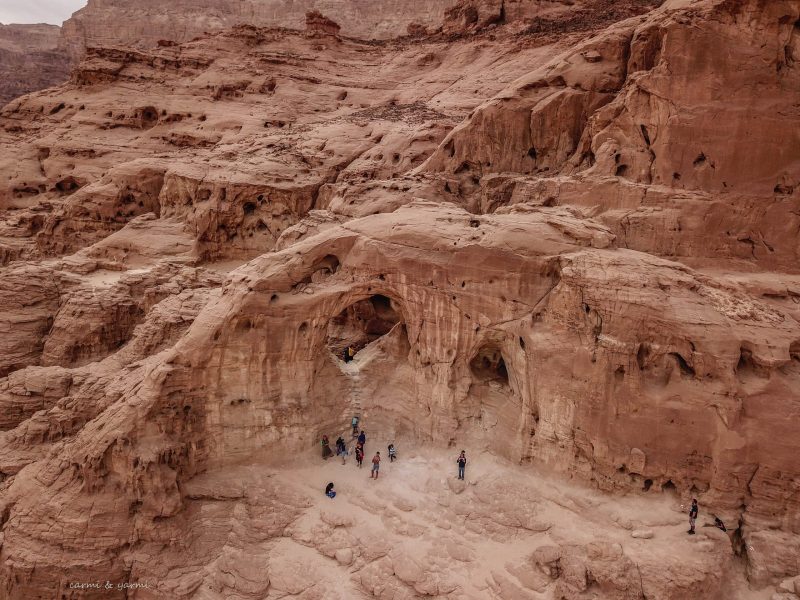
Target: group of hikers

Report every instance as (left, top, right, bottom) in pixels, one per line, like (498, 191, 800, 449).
(321, 415, 467, 498)
(324, 427, 718, 541)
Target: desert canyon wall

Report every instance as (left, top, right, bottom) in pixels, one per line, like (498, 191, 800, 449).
(58, 0, 458, 59)
(0, 0, 799, 598)
(0, 23, 71, 107)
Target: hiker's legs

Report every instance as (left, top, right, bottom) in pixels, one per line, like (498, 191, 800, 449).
(458, 465, 465, 480)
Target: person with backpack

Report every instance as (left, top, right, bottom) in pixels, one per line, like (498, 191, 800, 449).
(335, 436, 345, 455)
(371, 452, 381, 479)
(355, 444, 364, 468)
(358, 430, 366, 446)
(456, 450, 467, 480)
(388, 444, 397, 462)
(688, 499, 699, 534)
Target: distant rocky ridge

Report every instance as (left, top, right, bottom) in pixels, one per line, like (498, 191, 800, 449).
(0, 23, 71, 107)
(58, 0, 459, 59)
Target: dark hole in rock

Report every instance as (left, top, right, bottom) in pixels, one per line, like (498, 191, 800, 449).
(327, 295, 403, 358)
(670, 352, 695, 377)
(470, 344, 510, 387)
(693, 153, 706, 167)
(639, 124, 651, 146)
(528, 147, 537, 159)
(243, 202, 256, 215)
(615, 164, 629, 177)
(54, 177, 81, 194)
(636, 343, 649, 369)
(138, 106, 159, 128)
(643, 479, 653, 491)
(661, 480, 677, 495)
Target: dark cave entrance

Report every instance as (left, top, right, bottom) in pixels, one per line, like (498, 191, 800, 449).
(326, 294, 403, 360)
(470, 344, 510, 387)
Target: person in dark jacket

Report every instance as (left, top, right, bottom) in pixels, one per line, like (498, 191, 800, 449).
(688, 499, 698, 534)
(456, 451, 467, 480)
(321, 435, 332, 459)
(325, 482, 336, 498)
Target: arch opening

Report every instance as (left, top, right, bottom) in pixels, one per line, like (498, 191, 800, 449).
(470, 344, 510, 387)
(326, 294, 402, 359)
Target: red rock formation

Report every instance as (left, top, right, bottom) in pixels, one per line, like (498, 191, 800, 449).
(0, 0, 798, 597)
(59, 0, 458, 59)
(305, 10, 341, 37)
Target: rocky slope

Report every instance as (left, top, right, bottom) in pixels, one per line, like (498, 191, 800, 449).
(0, 23, 71, 107)
(0, 0, 799, 598)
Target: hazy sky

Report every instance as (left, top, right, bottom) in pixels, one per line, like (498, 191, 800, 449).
(0, 0, 87, 25)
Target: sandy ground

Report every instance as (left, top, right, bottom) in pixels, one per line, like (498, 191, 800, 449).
(182, 436, 773, 600)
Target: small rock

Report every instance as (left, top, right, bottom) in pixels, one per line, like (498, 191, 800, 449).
(320, 510, 353, 528)
(334, 548, 353, 565)
(631, 529, 654, 539)
(778, 577, 799, 593)
(447, 477, 467, 494)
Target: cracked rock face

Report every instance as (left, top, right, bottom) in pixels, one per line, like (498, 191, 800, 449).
(0, 0, 799, 597)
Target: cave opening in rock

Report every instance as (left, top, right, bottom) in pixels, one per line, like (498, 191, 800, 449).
(326, 294, 403, 360)
(470, 344, 510, 387)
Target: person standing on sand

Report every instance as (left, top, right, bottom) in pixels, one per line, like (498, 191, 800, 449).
(371, 452, 381, 479)
(321, 435, 332, 459)
(335, 436, 345, 455)
(388, 444, 397, 462)
(351, 415, 359, 435)
(456, 450, 467, 480)
(358, 430, 366, 447)
(355, 444, 364, 468)
(688, 498, 698, 534)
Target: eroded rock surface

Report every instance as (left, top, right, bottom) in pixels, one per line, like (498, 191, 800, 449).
(0, 0, 798, 597)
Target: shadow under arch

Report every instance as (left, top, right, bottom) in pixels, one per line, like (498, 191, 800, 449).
(325, 290, 410, 360)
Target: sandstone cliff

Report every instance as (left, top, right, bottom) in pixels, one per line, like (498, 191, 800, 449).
(0, 23, 71, 107)
(0, 0, 798, 597)
(59, 0, 458, 59)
